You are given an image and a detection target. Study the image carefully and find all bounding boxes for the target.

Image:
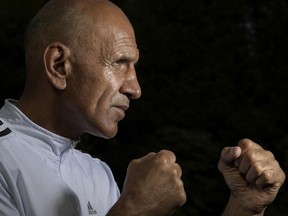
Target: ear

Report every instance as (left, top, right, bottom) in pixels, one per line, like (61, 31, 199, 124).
(44, 42, 71, 90)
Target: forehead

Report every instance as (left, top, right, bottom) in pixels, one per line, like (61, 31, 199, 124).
(109, 30, 138, 56)
(95, 19, 139, 61)
(83, 2, 139, 60)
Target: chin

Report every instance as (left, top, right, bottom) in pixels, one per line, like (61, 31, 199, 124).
(88, 125, 118, 139)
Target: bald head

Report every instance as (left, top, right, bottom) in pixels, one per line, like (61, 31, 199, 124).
(24, 0, 133, 72)
(19, 0, 140, 138)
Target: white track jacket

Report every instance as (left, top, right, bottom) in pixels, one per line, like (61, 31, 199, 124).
(0, 100, 120, 216)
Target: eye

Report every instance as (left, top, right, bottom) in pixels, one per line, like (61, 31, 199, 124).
(111, 55, 138, 69)
(113, 58, 128, 66)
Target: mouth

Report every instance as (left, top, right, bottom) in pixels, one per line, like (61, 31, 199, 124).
(114, 105, 129, 119)
(115, 105, 129, 112)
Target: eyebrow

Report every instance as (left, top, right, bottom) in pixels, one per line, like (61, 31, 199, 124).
(116, 51, 139, 64)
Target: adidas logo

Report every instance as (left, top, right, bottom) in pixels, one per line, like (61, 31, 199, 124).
(87, 201, 97, 215)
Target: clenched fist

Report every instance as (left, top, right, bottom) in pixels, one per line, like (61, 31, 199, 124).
(108, 150, 186, 216)
(218, 139, 285, 216)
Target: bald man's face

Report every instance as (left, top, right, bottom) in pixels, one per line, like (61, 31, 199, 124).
(64, 13, 141, 138)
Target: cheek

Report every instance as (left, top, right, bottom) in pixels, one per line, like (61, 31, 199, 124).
(67, 66, 122, 136)
(93, 75, 122, 112)
(85, 102, 119, 139)
(86, 91, 123, 138)
(80, 86, 113, 120)
(93, 89, 115, 117)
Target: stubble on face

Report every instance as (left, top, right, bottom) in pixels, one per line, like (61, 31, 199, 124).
(64, 1, 140, 139)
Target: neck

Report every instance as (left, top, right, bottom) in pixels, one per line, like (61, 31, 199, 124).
(17, 92, 81, 140)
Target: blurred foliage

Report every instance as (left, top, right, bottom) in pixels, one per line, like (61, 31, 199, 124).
(1, 0, 288, 215)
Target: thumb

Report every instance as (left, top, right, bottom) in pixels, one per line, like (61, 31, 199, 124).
(218, 146, 241, 173)
(221, 146, 241, 163)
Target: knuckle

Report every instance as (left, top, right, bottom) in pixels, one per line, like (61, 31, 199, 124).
(238, 138, 253, 147)
(239, 138, 250, 143)
(265, 150, 275, 159)
(154, 155, 166, 165)
(155, 150, 175, 163)
(246, 165, 261, 182)
(158, 149, 172, 155)
(167, 167, 177, 177)
(281, 171, 286, 184)
(178, 191, 187, 205)
(129, 158, 139, 167)
(175, 181, 186, 205)
(252, 161, 263, 174)
(173, 163, 182, 175)
(158, 149, 175, 158)
(262, 169, 273, 180)
(165, 163, 182, 178)
(245, 149, 258, 162)
(130, 158, 138, 164)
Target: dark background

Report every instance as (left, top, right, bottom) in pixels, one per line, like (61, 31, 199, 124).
(1, 0, 288, 215)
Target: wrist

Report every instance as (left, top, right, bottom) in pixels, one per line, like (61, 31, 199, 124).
(106, 194, 132, 216)
(106, 194, 145, 216)
(222, 194, 265, 216)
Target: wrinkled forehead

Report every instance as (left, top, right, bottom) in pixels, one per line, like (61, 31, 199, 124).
(72, 0, 139, 60)
(90, 4, 138, 54)
(99, 21, 137, 47)
(98, 25, 139, 62)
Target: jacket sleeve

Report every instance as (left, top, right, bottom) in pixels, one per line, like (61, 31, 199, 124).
(0, 172, 21, 216)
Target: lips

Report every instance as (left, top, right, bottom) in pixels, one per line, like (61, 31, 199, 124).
(112, 97, 130, 118)
(115, 105, 129, 112)
(114, 105, 129, 116)
(113, 104, 129, 119)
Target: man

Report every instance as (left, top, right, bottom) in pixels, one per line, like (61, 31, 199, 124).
(0, 0, 285, 215)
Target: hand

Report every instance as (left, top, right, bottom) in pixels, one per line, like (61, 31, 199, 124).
(109, 150, 186, 216)
(218, 139, 285, 215)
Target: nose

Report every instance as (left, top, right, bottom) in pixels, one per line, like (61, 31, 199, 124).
(120, 66, 141, 99)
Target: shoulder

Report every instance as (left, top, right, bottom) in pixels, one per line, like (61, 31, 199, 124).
(0, 119, 13, 142)
(0, 120, 21, 156)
